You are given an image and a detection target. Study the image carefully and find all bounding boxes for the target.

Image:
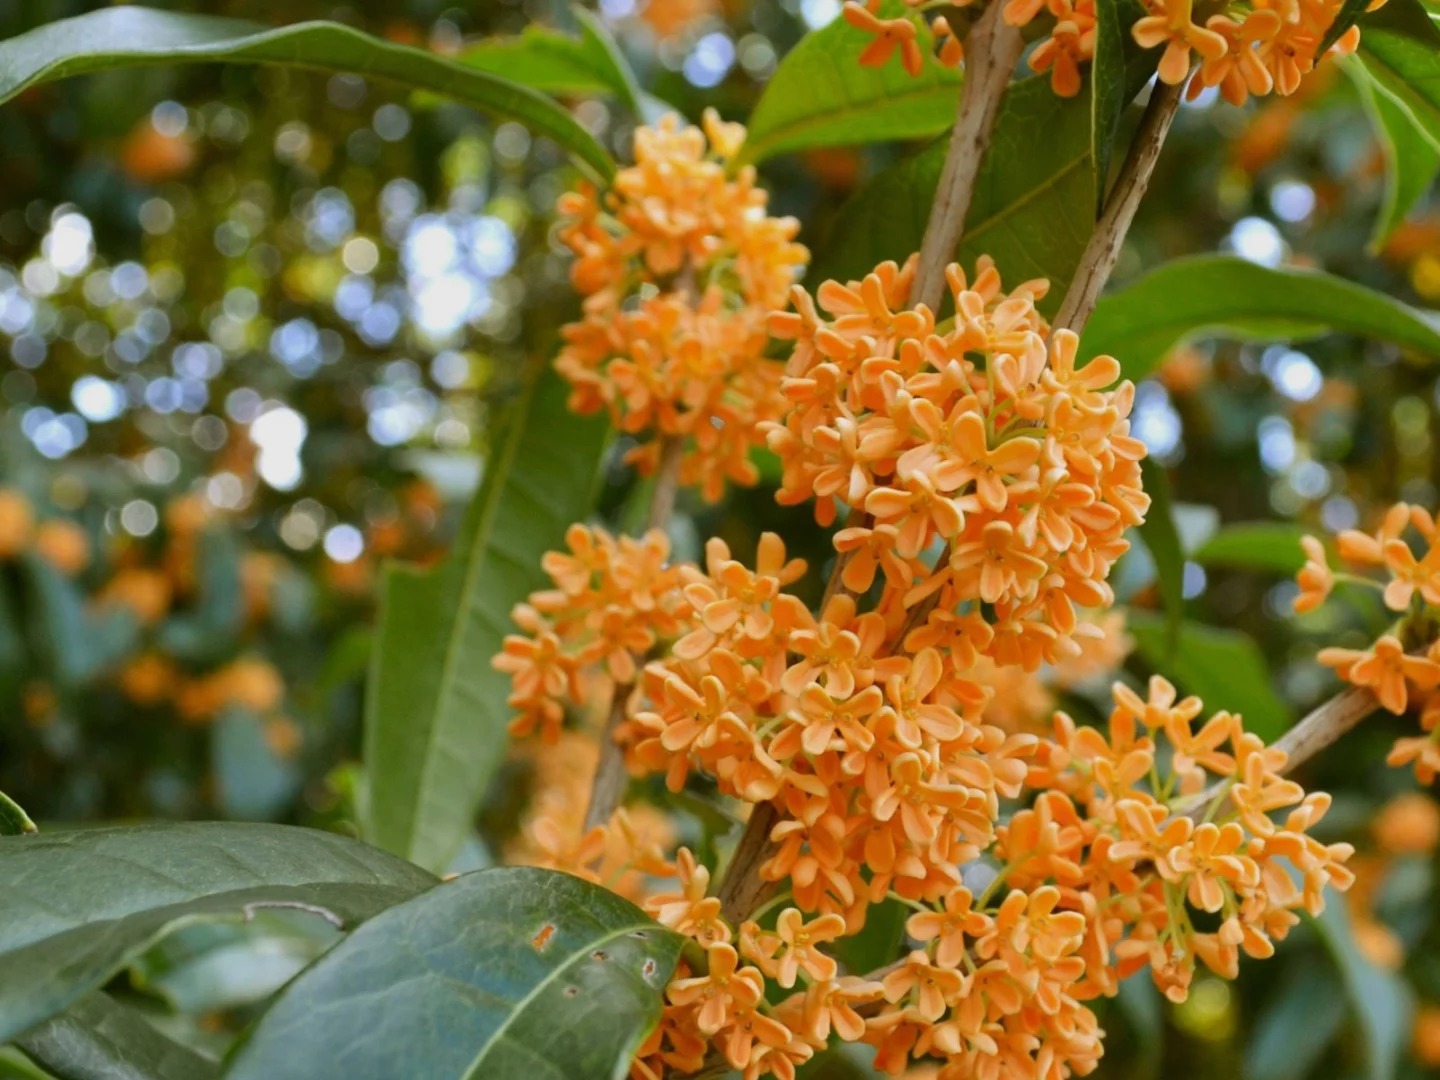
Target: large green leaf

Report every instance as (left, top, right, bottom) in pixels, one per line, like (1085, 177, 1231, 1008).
(1135, 457, 1184, 661)
(1245, 954, 1346, 1080)
(0, 789, 35, 836)
(1348, 54, 1440, 250)
(1311, 892, 1415, 1080)
(15, 993, 219, 1080)
(1127, 612, 1290, 741)
(1081, 255, 1440, 376)
(810, 75, 1095, 316)
(1192, 521, 1312, 576)
(739, 0, 962, 165)
(0, 7, 614, 183)
(1091, 0, 1157, 197)
(0, 823, 436, 1043)
(449, 8, 643, 115)
(225, 868, 685, 1080)
(1358, 0, 1440, 144)
(364, 364, 609, 874)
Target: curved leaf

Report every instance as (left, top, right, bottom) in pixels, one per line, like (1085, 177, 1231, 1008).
(225, 868, 685, 1080)
(16, 993, 219, 1080)
(0, 7, 614, 183)
(364, 364, 609, 874)
(1311, 891, 1415, 1080)
(1127, 612, 1290, 741)
(738, 2, 961, 165)
(0, 789, 35, 836)
(1348, 54, 1440, 250)
(1081, 255, 1440, 376)
(0, 823, 436, 1043)
(1358, 0, 1440, 144)
(1245, 954, 1346, 1080)
(1193, 521, 1312, 575)
(450, 7, 642, 115)
(810, 76, 1095, 316)
(1091, 0, 1158, 197)
(1135, 458, 1183, 661)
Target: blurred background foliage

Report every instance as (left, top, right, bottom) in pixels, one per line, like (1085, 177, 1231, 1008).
(1, 0, 1439, 1078)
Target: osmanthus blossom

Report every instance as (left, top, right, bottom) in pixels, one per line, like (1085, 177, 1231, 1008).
(554, 113, 808, 502)
(499, 222, 1352, 1077)
(1294, 501, 1440, 784)
(841, 0, 1383, 102)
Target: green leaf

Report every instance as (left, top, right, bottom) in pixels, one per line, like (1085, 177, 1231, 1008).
(212, 708, 302, 821)
(0, 789, 35, 836)
(0, 823, 436, 1043)
(1091, 0, 1157, 198)
(832, 896, 906, 977)
(1081, 255, 1440, 377)
(15, 993, 219, 1080)
(1135, 457, 1184, 661)
(1192, 521, 1312, 576)
(1127, 612, 1290, 741)
(1358, 0, 1440, 145)
(0, 7, 614, 183)
(810, 76, 1096, 316)
(363, 364, 609, 874)
(22, 557, 136, 688)
(224, 867, 685, 1080)
(1311, 892, 1415, 1080)
(449, 7, 642, 115)
(1348, 54, 1440, 250)
(739, 0, 962, 165)
(1245, 953, 1346, 1080)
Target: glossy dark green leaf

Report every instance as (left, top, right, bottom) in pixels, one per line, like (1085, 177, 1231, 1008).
(449, 7, 643, 114)
(739, 0, 962, 165)
(364, 364, 609, 874)
(811, 76, 1095, 316)
(225, 867, 685, 1080)
(0, 7, 614, 183)
(16, 993, 219, 1080)
(1311, 891, 1415, 1080)
(1091, 0, 1157, 198)
(1245, 953, 1346, 1080)
(1348, 54, 1440, 250)
(1192, 521, 1312, 576)
(0, 789, 35, 836)
(1127, 611, 1290, 741)
(1135, 457, 1184, 661)
(0, 823, 436, 1044)
(1358, 0, 1440, 145)
(1081, 255, 1440, 376)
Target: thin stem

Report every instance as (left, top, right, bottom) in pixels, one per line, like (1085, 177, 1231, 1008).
(1052, 77, 1185, 335)
(583, 433, 686, 832)
(716, 800, 782, 924)
(910, 3, 1026, 313)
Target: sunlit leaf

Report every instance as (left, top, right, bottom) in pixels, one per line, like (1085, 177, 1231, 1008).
(1127, 612, 1290, 741)
(0, 790, 35, 836)
(363, 364, 609, 874)
(1082, 255, 1440, 376)
(1347, 54, 1440, 251)
(0, 7, 615, 182)
(225, 868, 684, 1080)
(0, 823, 436, 1043)
(739, 0, 962, 165)
(1192, 521, 1313, 576)
(1357, 0, 1440, 144)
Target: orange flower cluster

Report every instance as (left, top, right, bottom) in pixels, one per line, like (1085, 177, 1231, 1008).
(1294, 502, 1440, 783)
(555, 114, 808, 501)
(765, 255, 1147, 673)
(841, 0, 1374, 101)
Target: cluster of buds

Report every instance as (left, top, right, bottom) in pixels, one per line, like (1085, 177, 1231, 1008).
(843, 0, 1378, 103)
(1295, 502, 1440, 782)
(765, 255, 1147, 673)
(555, 113, 808, 501)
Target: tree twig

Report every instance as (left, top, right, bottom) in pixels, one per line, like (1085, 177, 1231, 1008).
(910, 4, 1025, 313)
(583, 433, 686, 832)
(1180, 682, 1380, 822)
(1052, 78, 1185, 335)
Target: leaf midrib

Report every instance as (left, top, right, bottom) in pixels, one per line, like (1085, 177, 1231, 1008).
(461, 921, 656, 1078)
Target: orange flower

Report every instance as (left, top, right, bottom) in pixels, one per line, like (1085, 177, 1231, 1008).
(1293, 535, 1332, 612)
(843, 1, 925, 77)
(1319, 635, 1440, 715)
